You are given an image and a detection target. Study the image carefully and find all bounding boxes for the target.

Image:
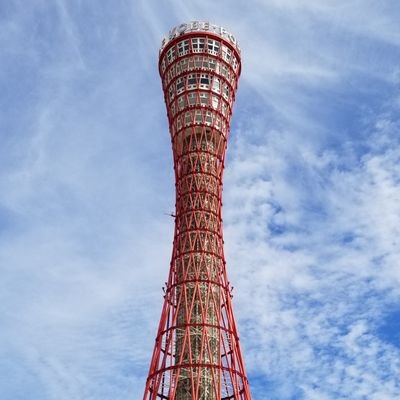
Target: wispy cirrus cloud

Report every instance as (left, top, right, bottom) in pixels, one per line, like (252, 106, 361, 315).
(223, 88, 400, 398)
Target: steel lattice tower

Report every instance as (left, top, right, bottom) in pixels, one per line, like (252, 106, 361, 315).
(143, 22, 252, 400)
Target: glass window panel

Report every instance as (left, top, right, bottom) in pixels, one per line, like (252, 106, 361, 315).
(188, 93, 196, 106)
(167, 47, 176, 63)
(200, 73, 210, 88)
(195, 110, 202, 123)
(177, 39, 190, 56)
(205, 111, 213, 125)
(221, 102, 228, 116)
(207, 39, 220, 55)
(185, 111, 192, 125)
(200, 92, 209, 105)
(195, 56, 202, 68)
(178, 95, 185, 110)
(209, 58, 217, 70)
(176, 77, 185, 94)
(212, 95, 219, 109)
(192, 37, 205, 53)
(169, 85, 174, 100)
(223, 84, 229, 100)
(212, 77, 221, 93)
(187, 73, 197, 89)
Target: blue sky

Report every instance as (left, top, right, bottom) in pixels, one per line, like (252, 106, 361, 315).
(1, 1, 400, 399)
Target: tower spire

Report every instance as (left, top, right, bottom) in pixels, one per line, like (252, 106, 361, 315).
(143, 21, 251, 399)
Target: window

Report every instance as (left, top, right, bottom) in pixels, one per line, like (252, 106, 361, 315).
(195, 110, 202, 124)
(185, 111, 193, 126)
(194, 56, 202, 68)
(167, 46, 176, 63)
(221, 101, 228, 116)
(167, 66, 175, 83)
(221, 64, 229, 79)
(169, 85, 175, 100)
(188, 57, 195, 70)
(200, 92, 209, 106)
(232, 56, 239, 71)
(208, 58, 217, 71)
(221, 45, 232, 62)
(177, 39, 190, 56)
(207, 39, 220, 56)
(180, 59, 188, 73)
(176, 77, 185, 94)
(205, 111, 213, 125)
(202, 57, 216, 70)
(192, 37, 205, 53)
(223, 84, 229, 100)
(171, 103, 176, 116)
(161, 58, 166, 72)
(200, 74, 210, 88)
(212, 95, 219, 109)
(212, 77, 221, 93)
(187, 73, 198, 89)
(187, 92, 196, 106)
(178, 95, 185, 110)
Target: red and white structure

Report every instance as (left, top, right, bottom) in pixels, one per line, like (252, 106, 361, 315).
(143, 22, 252, 400)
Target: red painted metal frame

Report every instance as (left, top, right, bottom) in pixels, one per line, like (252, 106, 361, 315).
(143, 28, 252, 399)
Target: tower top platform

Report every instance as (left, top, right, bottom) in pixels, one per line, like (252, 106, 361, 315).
(160, 21, 241, 55)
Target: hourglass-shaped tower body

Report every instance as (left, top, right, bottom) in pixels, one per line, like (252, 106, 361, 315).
(143, 22, 252, 400)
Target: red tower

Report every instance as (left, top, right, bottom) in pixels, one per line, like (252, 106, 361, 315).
(143, 22, 252, 400)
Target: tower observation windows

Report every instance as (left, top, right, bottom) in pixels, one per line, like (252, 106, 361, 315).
(205, 110, 213, 125)
(200, 74, 210, 88)
(200, 92, 209, 106)
(212, 77, 221, 94)
(215, 115, 221, 129)
(212, 95, 219, 110)
(188, 57, 195, 70)
(208, 58, 217, 71)
(221, 45, 232, 63)
(169, 85, 175, 101)
(221, 101, 228, 117)
(192, 37, 205, 53)
(195, 56, 202, 68)
(176, 59, 188, 74)
(223, 84, 230, 100)
(200, 57, 216, 71)
(176, 77, 185, 94)
(185, 111, 193, 126)
(187, 73, 197, 89)
(178, 95, 185, 111)
(177, 39, 190, 56)
(195, 110, 202, 124)
(188, 92, 196, 106)
(207, 39, 220, 56)
(161, 58, 166, 73)
(232, 56, 239, 71)
(221, 64, 229, 80)
(167, 65, 175, 83)
(167, 46, 176, 64)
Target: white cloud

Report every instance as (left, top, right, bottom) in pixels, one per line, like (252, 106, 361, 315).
(223, 89, 400, 398)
